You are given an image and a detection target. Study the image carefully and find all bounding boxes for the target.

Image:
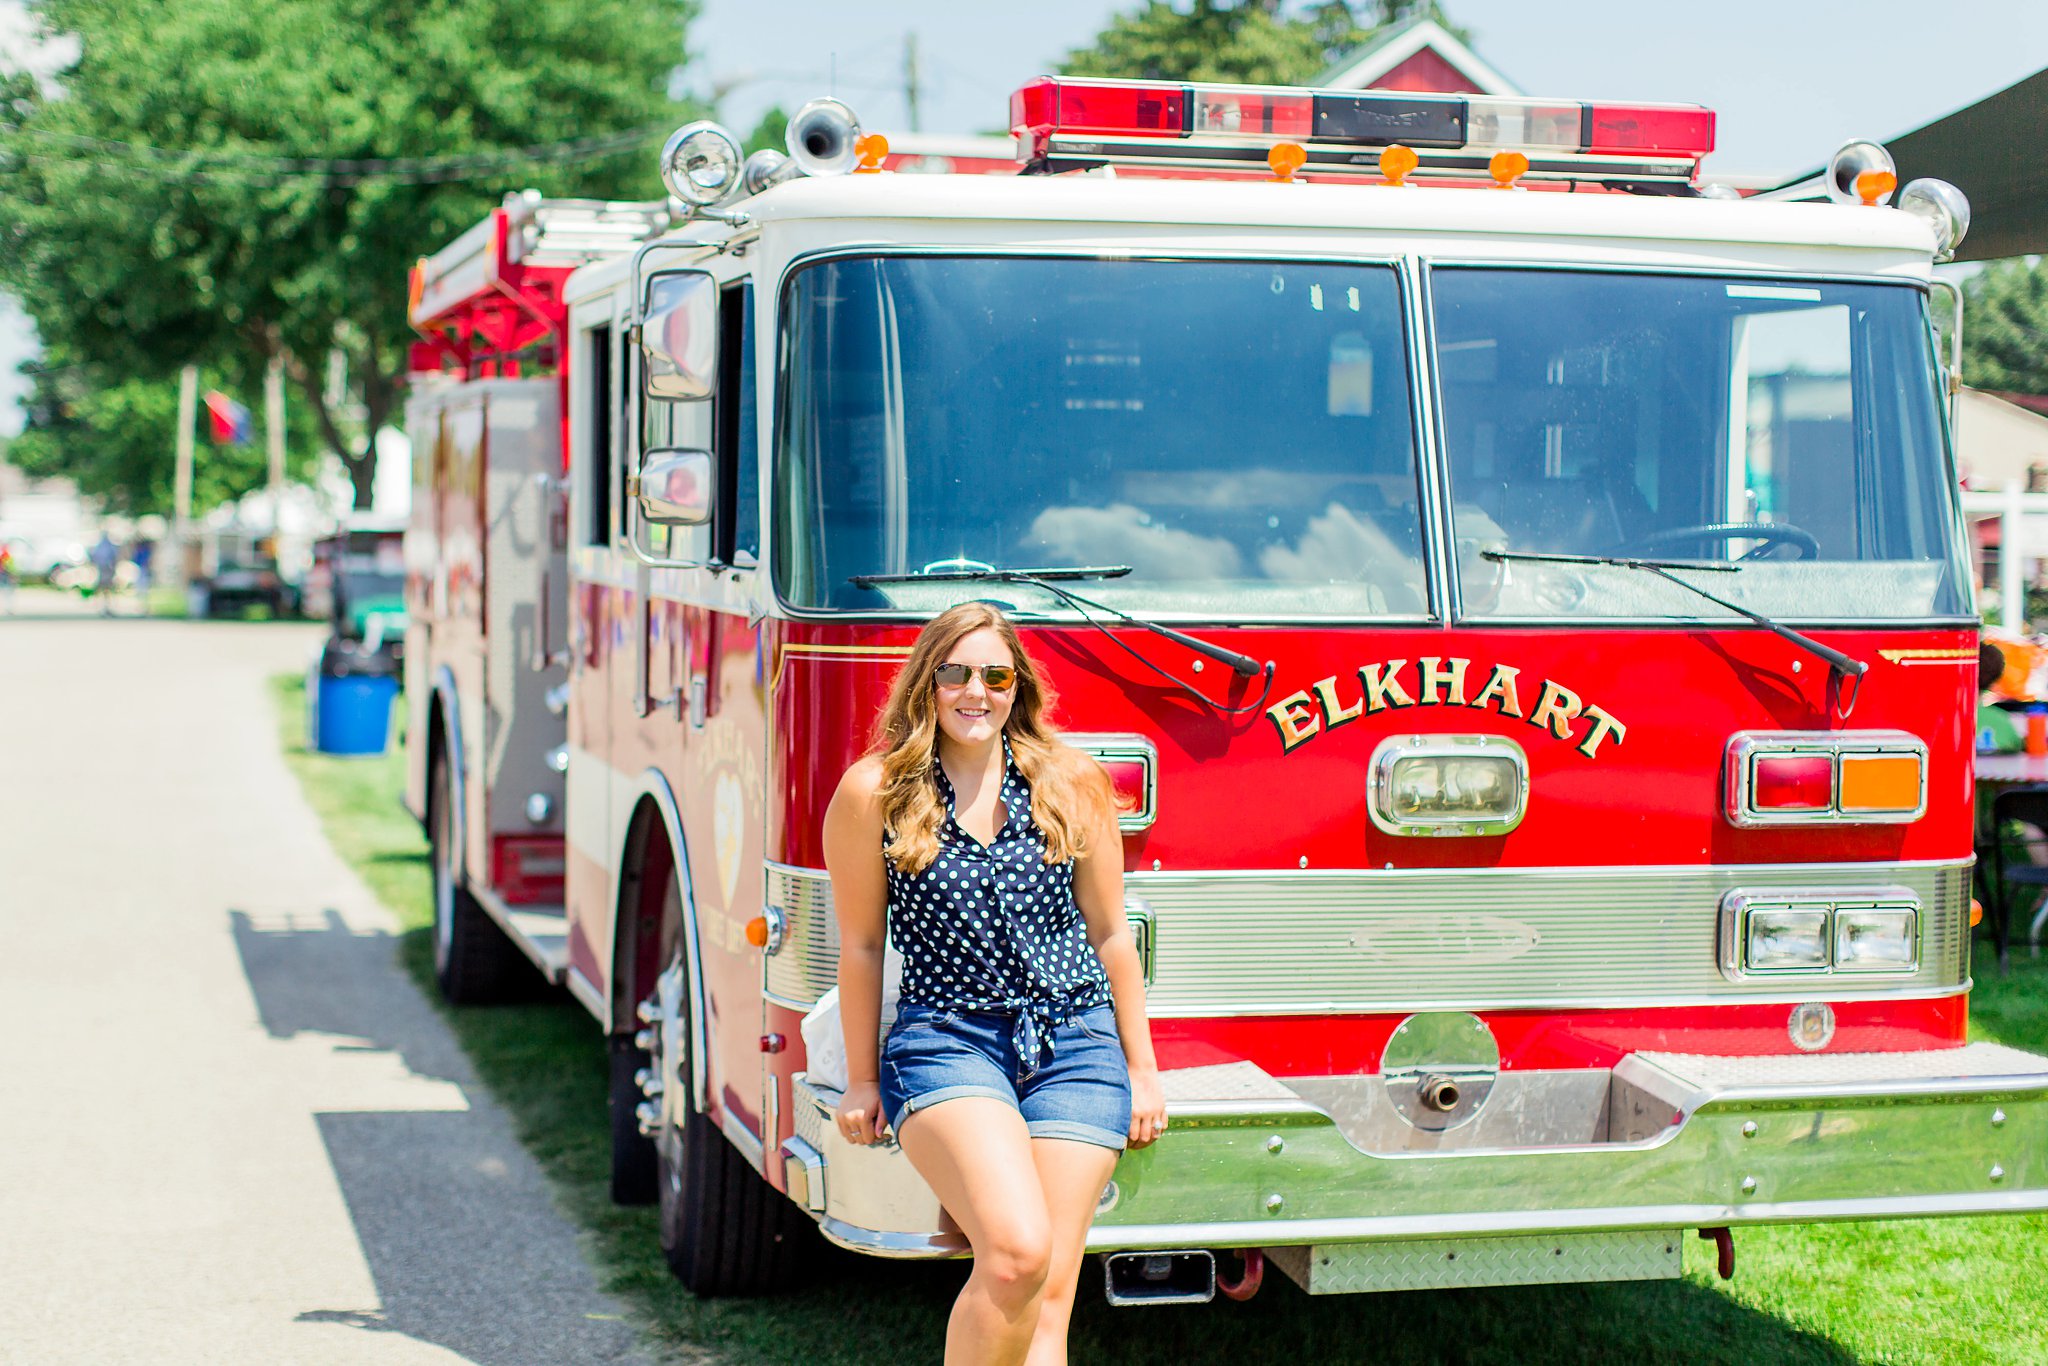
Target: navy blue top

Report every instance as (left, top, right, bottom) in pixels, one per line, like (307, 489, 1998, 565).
(885, 739, 1111, 1075)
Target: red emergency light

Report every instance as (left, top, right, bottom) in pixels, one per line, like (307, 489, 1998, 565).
(1009, 76, 1714, 187)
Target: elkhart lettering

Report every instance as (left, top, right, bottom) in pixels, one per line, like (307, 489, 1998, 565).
(1265, 658, 1626, 760)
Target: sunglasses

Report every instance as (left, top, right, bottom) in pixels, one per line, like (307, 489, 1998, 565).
(933, 662, 1017, 691)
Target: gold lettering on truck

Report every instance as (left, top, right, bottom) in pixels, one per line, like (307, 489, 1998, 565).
(1265, 658, 1625, 761)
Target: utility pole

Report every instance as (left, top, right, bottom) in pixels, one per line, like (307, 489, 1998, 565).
(265, 352, 287, 514)
(172, 364, 197, 590)
(903, 31, 922, 133)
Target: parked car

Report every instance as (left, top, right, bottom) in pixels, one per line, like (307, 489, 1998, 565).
(189, 560, 299, 618)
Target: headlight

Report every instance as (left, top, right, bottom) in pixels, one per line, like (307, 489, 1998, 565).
(659, 121, 744, 207)
(1746, 906, 1830, 972)
(1834, 906, 1917, 971)
(1368, 736, 1527, 836)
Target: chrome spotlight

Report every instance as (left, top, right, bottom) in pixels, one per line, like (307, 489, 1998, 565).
(1825, 139, 1895, 205)
(1899, 177, 1971, 261)
(786, 97, 862, 177)
(742, 147, 796, 195)
(659, 121, 744, 207)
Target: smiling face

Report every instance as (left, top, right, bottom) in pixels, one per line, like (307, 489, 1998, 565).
(932, 627, 1017, 751)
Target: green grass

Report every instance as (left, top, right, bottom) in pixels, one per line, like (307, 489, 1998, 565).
(270, 672, 2048, 1365)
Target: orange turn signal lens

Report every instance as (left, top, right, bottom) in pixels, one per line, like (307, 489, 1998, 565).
(1488, 150, 1529, 188)
(1267, 141, 1308, 182)
(1838, 752, 1921, 813)
(1379, 143, 1418, 186)
(1855, 168, 1897, 206)
(1971, 898, 1984, 928)
(854, 132, 889, 173)
(744, 916, 771, 948)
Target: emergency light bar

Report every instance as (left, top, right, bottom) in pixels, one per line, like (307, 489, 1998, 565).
(1010, 76, 1714, 187)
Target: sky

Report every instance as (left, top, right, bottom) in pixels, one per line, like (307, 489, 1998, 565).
(5, 0, 2048, 435)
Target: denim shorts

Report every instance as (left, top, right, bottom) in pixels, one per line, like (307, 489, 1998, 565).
(879, 1002, 1132, 1151)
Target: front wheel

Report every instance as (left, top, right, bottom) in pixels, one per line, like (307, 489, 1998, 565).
(644, 867, 812, 1295)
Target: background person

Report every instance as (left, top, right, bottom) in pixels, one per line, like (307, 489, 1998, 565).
(823, 601, 1166, 1365)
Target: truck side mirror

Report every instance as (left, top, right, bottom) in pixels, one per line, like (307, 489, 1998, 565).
(634, 448, 715, 526)
(640, 270, 716, 401)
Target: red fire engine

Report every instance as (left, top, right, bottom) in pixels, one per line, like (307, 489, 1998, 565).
(403, 78, 2043, 1304)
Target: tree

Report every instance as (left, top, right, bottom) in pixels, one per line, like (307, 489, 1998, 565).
(0, 0, 698, 508)
(1962, 259, 2048, 396)
(1061, 1, 1468, 87)
(743, 106, 790, 158)
(6, 348, 321, 516)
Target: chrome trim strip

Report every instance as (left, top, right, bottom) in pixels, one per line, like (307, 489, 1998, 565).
(819, 1219, 969, 1258)
(431, 664, 469, 883)
(565, 964, 608, 1020)
(1061, 732, 1159, 833)
(757, 857, 1969, 1015)
(720, 1110, 766, 1168)
(1366, 733, 1528, 837)
(1725, 730, 1929, 828)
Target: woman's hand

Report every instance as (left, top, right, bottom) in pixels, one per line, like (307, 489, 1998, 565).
(1126, 1066, 1168, 1149)
(836, 1080, 888, 1146)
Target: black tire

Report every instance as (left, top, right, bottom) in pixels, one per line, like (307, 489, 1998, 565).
(429, 748, 528, 1005)
(609, 1033, 658, 1205)
(651, 867, 813, 1294)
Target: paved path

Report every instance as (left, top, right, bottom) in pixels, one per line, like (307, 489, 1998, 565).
(0, 618, 650, 1364)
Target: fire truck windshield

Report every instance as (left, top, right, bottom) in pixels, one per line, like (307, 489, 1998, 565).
(1434, 269, 1969, 622)
(774, 255, 1429, 618)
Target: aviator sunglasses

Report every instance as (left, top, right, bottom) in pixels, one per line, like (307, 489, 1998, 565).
(933, 662, 1017, 691)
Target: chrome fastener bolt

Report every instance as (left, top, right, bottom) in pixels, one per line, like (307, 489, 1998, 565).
(1266, 1135, 1285, 1154)
(1740, 1177, 1758, 1195)
(1742, 1121, 1758, 1139)
(1991, 1165, 2006, 1183)
(1298, 855, 1309, 869)
(1992, 1109, 2007, 1128)
(1264, 1193, 1285, 1213)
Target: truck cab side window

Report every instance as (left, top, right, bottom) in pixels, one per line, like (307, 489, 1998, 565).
(717, 282, 760, 566)
(584, 323, 613, 548)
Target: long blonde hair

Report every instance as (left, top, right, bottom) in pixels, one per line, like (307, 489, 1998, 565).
(874, 602, 1105, 876)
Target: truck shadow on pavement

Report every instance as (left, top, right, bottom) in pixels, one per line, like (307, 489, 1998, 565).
(229, 908, 648, 1366)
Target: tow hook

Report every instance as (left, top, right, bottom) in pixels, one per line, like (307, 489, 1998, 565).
(1215, 1249, 1264, 1301)
(1698, 1226, 1735, 1280)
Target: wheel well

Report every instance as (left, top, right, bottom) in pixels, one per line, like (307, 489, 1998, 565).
(424, 697, 448, 827)
(613, 797, 678, 1030)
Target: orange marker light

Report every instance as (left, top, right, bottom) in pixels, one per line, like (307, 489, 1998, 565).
(1379, 143, 1419, 187)
(1489, 150, 1529, 188)
(1267, 141, 1308, 182)
(853, 132, 890, 174)
(1838, 752, 1921, 813)
(744, 916, 771, 948)
(1971, 898, 1984, 928)
(1855, 168, 1897, 206)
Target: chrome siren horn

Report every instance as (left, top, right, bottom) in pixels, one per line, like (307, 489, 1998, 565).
(742, 147, 797, 195)
(786, 97, 862, 177)
(1825, 139, 1896, 206)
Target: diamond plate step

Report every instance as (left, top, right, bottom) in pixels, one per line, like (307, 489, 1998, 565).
(1267, 1229, 1683, 1295)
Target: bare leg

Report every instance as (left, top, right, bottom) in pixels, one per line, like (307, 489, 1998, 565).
(1023, 1138, 1119, 1366)
(895, 1097, 1053, 1366)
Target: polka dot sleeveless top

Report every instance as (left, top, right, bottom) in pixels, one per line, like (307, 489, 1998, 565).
(885, 739, 1111, 1075)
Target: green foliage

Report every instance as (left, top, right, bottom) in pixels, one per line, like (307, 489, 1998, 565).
(743, 105, 790, 158)
(0, 0, 698, 507)
(7, 349, 320, 516)
(1060, 1, 1468, 87)
(1962, 259, 2048, 396)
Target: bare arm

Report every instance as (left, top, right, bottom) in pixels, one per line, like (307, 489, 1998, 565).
(823, 757, 890, 1144)
(1070, 757, 1166, 1146)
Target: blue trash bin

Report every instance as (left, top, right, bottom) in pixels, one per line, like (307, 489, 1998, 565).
(314, 638, 399, 755)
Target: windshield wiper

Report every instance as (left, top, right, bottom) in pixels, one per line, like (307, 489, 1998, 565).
(1481, 550, 1870, 686)
(849, 563, 1272, 706)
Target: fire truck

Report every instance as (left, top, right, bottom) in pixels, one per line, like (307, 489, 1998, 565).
(403, 77, 2047, 1305)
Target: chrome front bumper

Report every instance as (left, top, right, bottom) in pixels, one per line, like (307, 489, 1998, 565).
(788, 1042, 2048, 1260)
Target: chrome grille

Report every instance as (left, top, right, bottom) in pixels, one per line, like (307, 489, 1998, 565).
(765, 864, 839, 1007)
(758, 860, 1968, 1015)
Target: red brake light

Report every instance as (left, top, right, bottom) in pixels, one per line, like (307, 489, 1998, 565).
(1011, 76, 1186, 141)
(1099, 757, 1149, 811)
(1751, 754, 1833, 811)
(1585, 103, 1717, 156)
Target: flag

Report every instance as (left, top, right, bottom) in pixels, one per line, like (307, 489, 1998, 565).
(203, 390, 252, 445)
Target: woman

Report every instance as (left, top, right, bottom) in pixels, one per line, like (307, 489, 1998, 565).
(823, 601, 1166, 1365)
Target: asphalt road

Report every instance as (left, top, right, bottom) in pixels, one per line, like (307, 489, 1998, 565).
(0, 613, 651, 1364)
